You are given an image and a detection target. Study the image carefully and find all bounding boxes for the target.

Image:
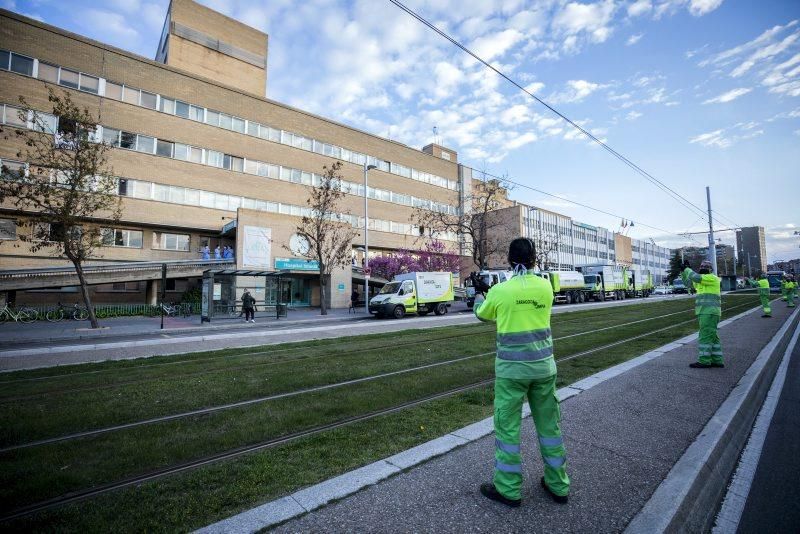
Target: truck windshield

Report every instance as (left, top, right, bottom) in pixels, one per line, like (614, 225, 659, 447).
(378, 282, 401, 295)
(584, 275, 597, 284)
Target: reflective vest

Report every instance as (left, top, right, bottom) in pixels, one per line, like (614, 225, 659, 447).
(757, 278, 770, 294)
(683, 268, 721, 316)
(474, 273, 556, 380)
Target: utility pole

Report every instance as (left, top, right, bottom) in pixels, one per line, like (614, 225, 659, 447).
(706, 186, 718, 275)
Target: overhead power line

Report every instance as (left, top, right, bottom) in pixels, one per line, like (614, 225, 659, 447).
(386, 0, 742, 232)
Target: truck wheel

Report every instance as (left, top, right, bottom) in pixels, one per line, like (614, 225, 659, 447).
(392, 306, 405, 319)
(578, 292, 585, 303)
(565, 293, 573, 304)
(434, 303, 447, 315)
(466, 300, 474, 309)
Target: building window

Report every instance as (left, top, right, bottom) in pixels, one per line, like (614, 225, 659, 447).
(0, 50, 9, 70)
(120, 131, 136, 149)
(123, 86, 140, 105)
(206, 110, 220, 127)
(156, 139, 173, 158)
(136, 135, 155, 154)
(38, 62, 59, 83)
(140, 91, 157, 110)
(102, 228, 143, 248)
(0, 218, 16, 240)
(9, 53, 34, 76)
(105, 81, 123, 101)
(159, 97, 174, 114)
(3, 104, 27, 127)
(153, 232, 190, 251)
(103, 127, 121, 146)
(79, 74, 99, 94)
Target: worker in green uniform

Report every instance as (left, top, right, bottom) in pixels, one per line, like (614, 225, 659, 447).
(682, 260, 723, 368)
(787, 277, 796, 308)
(474, 238, 569, 507)
(780, 277, 789, 301)
(754, 274, 772, 317)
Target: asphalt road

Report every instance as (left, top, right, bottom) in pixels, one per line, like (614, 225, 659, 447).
(735, 328, 800, 534)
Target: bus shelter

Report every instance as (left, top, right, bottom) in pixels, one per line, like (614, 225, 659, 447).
(201, 268, 290, 323)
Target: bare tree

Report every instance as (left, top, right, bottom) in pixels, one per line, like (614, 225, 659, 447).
(292, 161, 358, 315)
(530, 224, 562, 271)
(0, 89, 121, 328)
(415, 173, 509, 271)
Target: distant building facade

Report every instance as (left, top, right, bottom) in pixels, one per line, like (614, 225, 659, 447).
(736, 226, 768, 275)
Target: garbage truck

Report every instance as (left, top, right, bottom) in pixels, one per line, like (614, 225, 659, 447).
(626, 268, 654, 298)
(579, 264, 628, 301)
(537, 270, 589, 304)
(369, 272, 454, 319)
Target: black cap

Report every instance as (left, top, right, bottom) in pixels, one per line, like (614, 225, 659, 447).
(508, 238, 536, 269)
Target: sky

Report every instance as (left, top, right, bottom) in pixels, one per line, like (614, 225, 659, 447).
(5, 0, 800, 262)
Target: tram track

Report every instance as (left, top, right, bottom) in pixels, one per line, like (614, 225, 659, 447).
(0, 301, 760, 522)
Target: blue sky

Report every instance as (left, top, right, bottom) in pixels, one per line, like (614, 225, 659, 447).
(6, 0, 800, 261)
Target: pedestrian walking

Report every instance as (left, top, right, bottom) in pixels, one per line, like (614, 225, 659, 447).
(214, 245, 221, 260)
(350, 289, 359, 312)
(241, 289, 256, 323)
(474, 237, 569, 507)
(682, 259, 723, 368)
(201, 245, 210, 260)
(787, 276, 796, 308)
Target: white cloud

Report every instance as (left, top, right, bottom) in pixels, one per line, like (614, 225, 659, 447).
(730, 32, 800, 77)
(81, 9, 139, 40)
(769, 81, 800, 97)
(688, 0, 724, 17)
(469, 29, 524, 62)
(506, 132, 539, 149)
(524, 81, 546, 94)
(689, 121, 763, 148)
(626, 110, 643, 120)
(549, 79, 608, 103)
(626, 33, 644, 46)
(703, 87, 752, 104)
(553, 0, 616, 44)
(627, 0, 653, 17)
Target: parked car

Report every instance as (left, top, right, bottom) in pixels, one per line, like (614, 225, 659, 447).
(653, 286, 672, 295)
(672, 279, 689, 294)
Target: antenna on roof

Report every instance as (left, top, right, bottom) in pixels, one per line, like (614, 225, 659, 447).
(432, 126, 441, 145)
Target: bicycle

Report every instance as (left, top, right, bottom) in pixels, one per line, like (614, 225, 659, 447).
(160, 303, 179, 317)
(47, 303, 89, 322)
(0, 304, 38, 324)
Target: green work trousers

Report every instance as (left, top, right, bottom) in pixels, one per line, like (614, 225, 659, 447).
(781, 288, 788, 301)
(789, 289, 796, 308)
(760, 291, 772, 316)
(697, 314, 723, 365)
(493, 375, 569, 501)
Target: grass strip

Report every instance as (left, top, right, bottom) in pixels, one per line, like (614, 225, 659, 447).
(3, 297, 763, 532)
(0, 297, 759, 512)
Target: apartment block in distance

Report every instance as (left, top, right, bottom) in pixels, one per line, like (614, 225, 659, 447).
(736, 226, 768, 275)
(0, 0, 463, 309)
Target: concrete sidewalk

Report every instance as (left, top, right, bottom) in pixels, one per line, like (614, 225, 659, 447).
(201, 301, 798, 533)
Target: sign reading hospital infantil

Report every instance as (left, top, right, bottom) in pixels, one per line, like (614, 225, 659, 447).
(242, 226, 272, 269)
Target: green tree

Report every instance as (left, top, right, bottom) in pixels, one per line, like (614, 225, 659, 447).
(0, 89, 122, 328)
(668, 250, 684, 282)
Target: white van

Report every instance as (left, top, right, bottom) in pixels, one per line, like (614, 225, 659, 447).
(369, 272, 454, 319)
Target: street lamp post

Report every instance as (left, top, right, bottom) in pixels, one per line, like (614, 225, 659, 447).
(363, 162, 377, 315)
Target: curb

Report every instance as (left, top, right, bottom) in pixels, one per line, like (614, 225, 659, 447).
(196, 304, 762, 534)
(625, 306, 800, 534)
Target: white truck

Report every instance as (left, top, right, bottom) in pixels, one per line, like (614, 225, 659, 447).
(537, 270, 589, 304)
(579, 264, 628, 301)
(464, 270, 513, 308)
(369, 272, 454, 319)
(626, 267, 653, 298)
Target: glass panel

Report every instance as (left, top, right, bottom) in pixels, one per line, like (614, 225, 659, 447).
(174, 143, 188, 160)
(247, 121, 259, 136)
(156, 139, 173, 157)
(175, 101, 190, 118)
(102, 127, 120, 146)
(232, 117, 245, 133)
(35, 113, 57, 134)
(79, 74, 99, 93)
(169, 186, 184, 203)
(229, 196, 241, 209)
(59, 68, 79, 89)
(117, 178, 129, 196)
(257, 124, 269, 139)
(0, 50, 9, 70)
(140, 91, 157, 109)
(129, 230, 143, 248)
(37, 62, 58, 83)
(123, 86, 140, 105)
(219, 113, 232, 130)
(185, 189, 200, 205)
(206, 110, 220, 126)
(189, 105, 203, 122)
(164, 233, 177, 249)
(214, 194, 228, 210)
(153, 183, 169, 201)
(9, 53, 33, 76)
(105, 81, 123, 100)
(120, 131, 136, 149)
(177, 234, 190, 251)
(199, 191, 214, 207)
(244, 159, 258, 174)
(230, 156, 243, 172)
(268, 128, 280, 142)
(159, 97, 175, 114)
(207, 150, 224, 168)
(188, 147, 203, 164)
(132, 180, 151, 199)
(136, 135, 155, 153)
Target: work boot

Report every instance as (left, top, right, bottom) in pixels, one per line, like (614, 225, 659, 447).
(540, 477, 568, 504)
(711, 362, 725, 368)
(761, 314, 771, 318)
(479, 483, 521, 507)
(689, 362, 714, 368)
